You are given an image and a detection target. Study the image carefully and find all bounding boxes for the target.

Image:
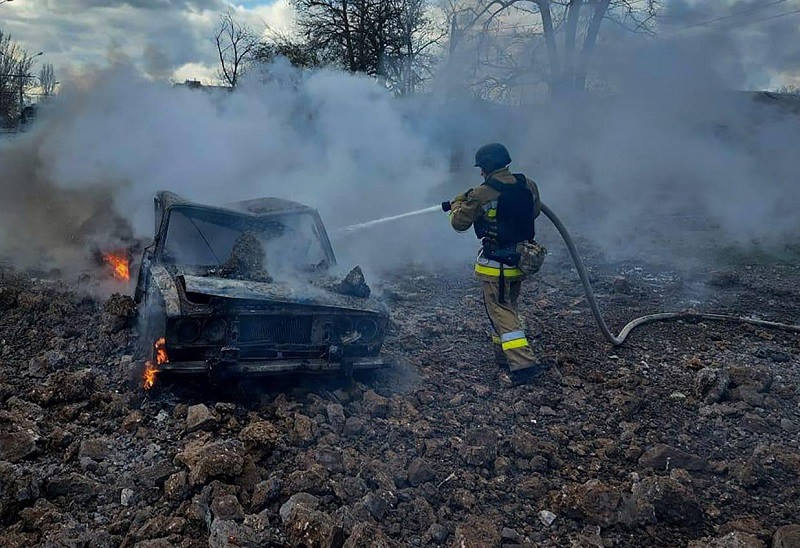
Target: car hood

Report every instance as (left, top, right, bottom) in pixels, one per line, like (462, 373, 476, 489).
(181, 274, 387, 315)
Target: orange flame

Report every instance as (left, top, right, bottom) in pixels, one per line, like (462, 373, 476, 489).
(143, 361, 158, 390)
(103, 252, 130, 281)
(155, 337, 169, 365)
(143, 338, 168, 390)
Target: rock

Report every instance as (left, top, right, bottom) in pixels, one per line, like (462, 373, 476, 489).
(612, 276, 632, 294)
(453, 515, 501, 548)
(34, 370, 96, 405)
(343, 417, 365, 437)
(239, 420, 279, 452)
(538, 510, 557, 526)
(638, 444, 706, 471)
(138, 460, 176, 487)
(279, 492, 320, 523)
(175, 439, 245, 486)
(315, 447, 344, 473)
(208, 518, 257, 548)
(362, 489, 395, 521)
(463, 427, 498, 467)
(425, 523, 449, 544)
(343, 522, 395, 547)
(326, 403, 346, 432)
(695, 368, 730, 404)
(120, 488, 135, 506)
(627, 476, 703, 525)
(251, 477, 281, 511)
(78, 437, 111, 461)
(212, 494, 245, 522)
(164, 471, 189, 501)
(559, 480, 622, 526)
(283, 502, 344, 548)
(0, 431, 38, 463)
(407, 458, 434, 486)
(363, 390, 390, 418)
(122, 410, 144, 432)
(185, 404, 217, 432)
(215, 402, 237, 414)
(45, 473, 100, 499)
(102, 294, 136, 333)
(727, 365, 772, 393)
(511, 429, 554, 460)
(501, 527, 522, 543)
(773, 525, 800, 548)
(293, 414, 315, 444)
(690, 531, 766, 548)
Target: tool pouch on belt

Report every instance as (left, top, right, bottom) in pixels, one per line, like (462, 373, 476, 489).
(517, 241, 547, 274)
(481, 240, 520, 266)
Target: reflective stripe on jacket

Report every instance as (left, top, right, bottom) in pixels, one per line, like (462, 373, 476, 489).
(474, 251, 524, 278)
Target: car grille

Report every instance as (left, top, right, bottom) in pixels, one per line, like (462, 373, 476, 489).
(238, 315, 313, 344)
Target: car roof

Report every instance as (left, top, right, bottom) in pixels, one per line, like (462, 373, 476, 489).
(156, 191, 315, 217)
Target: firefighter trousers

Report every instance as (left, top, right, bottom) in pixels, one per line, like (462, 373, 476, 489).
(482, 278, 536, 372)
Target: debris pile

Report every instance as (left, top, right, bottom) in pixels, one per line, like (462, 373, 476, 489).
(0, 255, 798, 546)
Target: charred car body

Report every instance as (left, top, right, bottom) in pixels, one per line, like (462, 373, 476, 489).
(134, 192, 388, 380)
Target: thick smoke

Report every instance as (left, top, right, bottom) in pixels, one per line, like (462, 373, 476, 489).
(1, 16, 799, 284)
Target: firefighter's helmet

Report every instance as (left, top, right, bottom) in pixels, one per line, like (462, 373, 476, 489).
(474, 143, 512, 173)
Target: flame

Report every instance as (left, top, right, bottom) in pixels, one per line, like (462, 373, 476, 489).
(143, 338, 168, 390)
(155, 337, 169, 365)
(143, 361, 158, 390)
(103, 252, 130, 281)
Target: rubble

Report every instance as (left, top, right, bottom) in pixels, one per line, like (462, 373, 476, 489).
(1, 257, 799, 546)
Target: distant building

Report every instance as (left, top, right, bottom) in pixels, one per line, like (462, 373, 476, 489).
(173, 79, 231, 93)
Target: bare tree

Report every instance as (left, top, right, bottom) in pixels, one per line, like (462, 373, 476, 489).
(0, 29, 35, 128)
(448, 0, 660, 98)
(251, 30, 320, 69)
(383, 0, 447, 95)
(214, 11, 258, 88)
(292, 0, 444, 93)
(39, 62, 56, 96)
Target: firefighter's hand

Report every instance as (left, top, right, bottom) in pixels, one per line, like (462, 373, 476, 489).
(441, 201, 452, 212)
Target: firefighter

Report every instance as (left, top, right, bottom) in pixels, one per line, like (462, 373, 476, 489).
(445, 143, 546, 385)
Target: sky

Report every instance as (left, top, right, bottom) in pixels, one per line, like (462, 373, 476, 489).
(0, 0, 296, 84)
(1, 0, 799, 88)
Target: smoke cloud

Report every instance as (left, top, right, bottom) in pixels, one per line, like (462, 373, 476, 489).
(1, 18, 799, 285)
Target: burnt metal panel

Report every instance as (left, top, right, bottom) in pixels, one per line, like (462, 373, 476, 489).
(158, 356, 385, 375)
(150, 264, 181, 317)
(182, 275, 386, 314)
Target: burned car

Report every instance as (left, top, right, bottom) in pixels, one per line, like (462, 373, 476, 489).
(134, 191, 388, 383)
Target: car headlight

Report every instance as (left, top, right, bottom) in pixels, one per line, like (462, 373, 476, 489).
(203, 318, 227, 343)
(356, 318, 378, 342)
(177, 319, 200, 343)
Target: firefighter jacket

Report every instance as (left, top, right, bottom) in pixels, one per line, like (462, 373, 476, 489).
(450, 167, 541, 281)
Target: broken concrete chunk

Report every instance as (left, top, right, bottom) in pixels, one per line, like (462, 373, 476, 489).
(186, 403, 217, 432)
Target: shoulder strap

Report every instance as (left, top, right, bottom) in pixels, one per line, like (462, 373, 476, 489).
(482, 178, 505, 193)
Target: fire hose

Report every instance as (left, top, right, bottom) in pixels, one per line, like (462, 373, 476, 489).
(336, 202, 800, 345)
(538, 203, 800, 345)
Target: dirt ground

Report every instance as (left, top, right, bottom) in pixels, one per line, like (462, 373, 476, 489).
(1, 244, 799, 547)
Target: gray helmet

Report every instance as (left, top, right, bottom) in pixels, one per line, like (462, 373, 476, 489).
(474, 142, 511, 173)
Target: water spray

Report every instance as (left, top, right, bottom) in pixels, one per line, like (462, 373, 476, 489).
(333, 205, 441, 236)
(334, 203, 800, 344)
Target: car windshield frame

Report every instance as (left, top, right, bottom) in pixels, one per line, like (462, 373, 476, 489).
(155, 204, 336, 270)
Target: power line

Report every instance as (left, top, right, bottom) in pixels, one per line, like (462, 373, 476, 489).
(680, 0, 790, 29)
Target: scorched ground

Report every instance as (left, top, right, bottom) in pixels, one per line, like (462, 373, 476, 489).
(0, 246, 798, 547)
